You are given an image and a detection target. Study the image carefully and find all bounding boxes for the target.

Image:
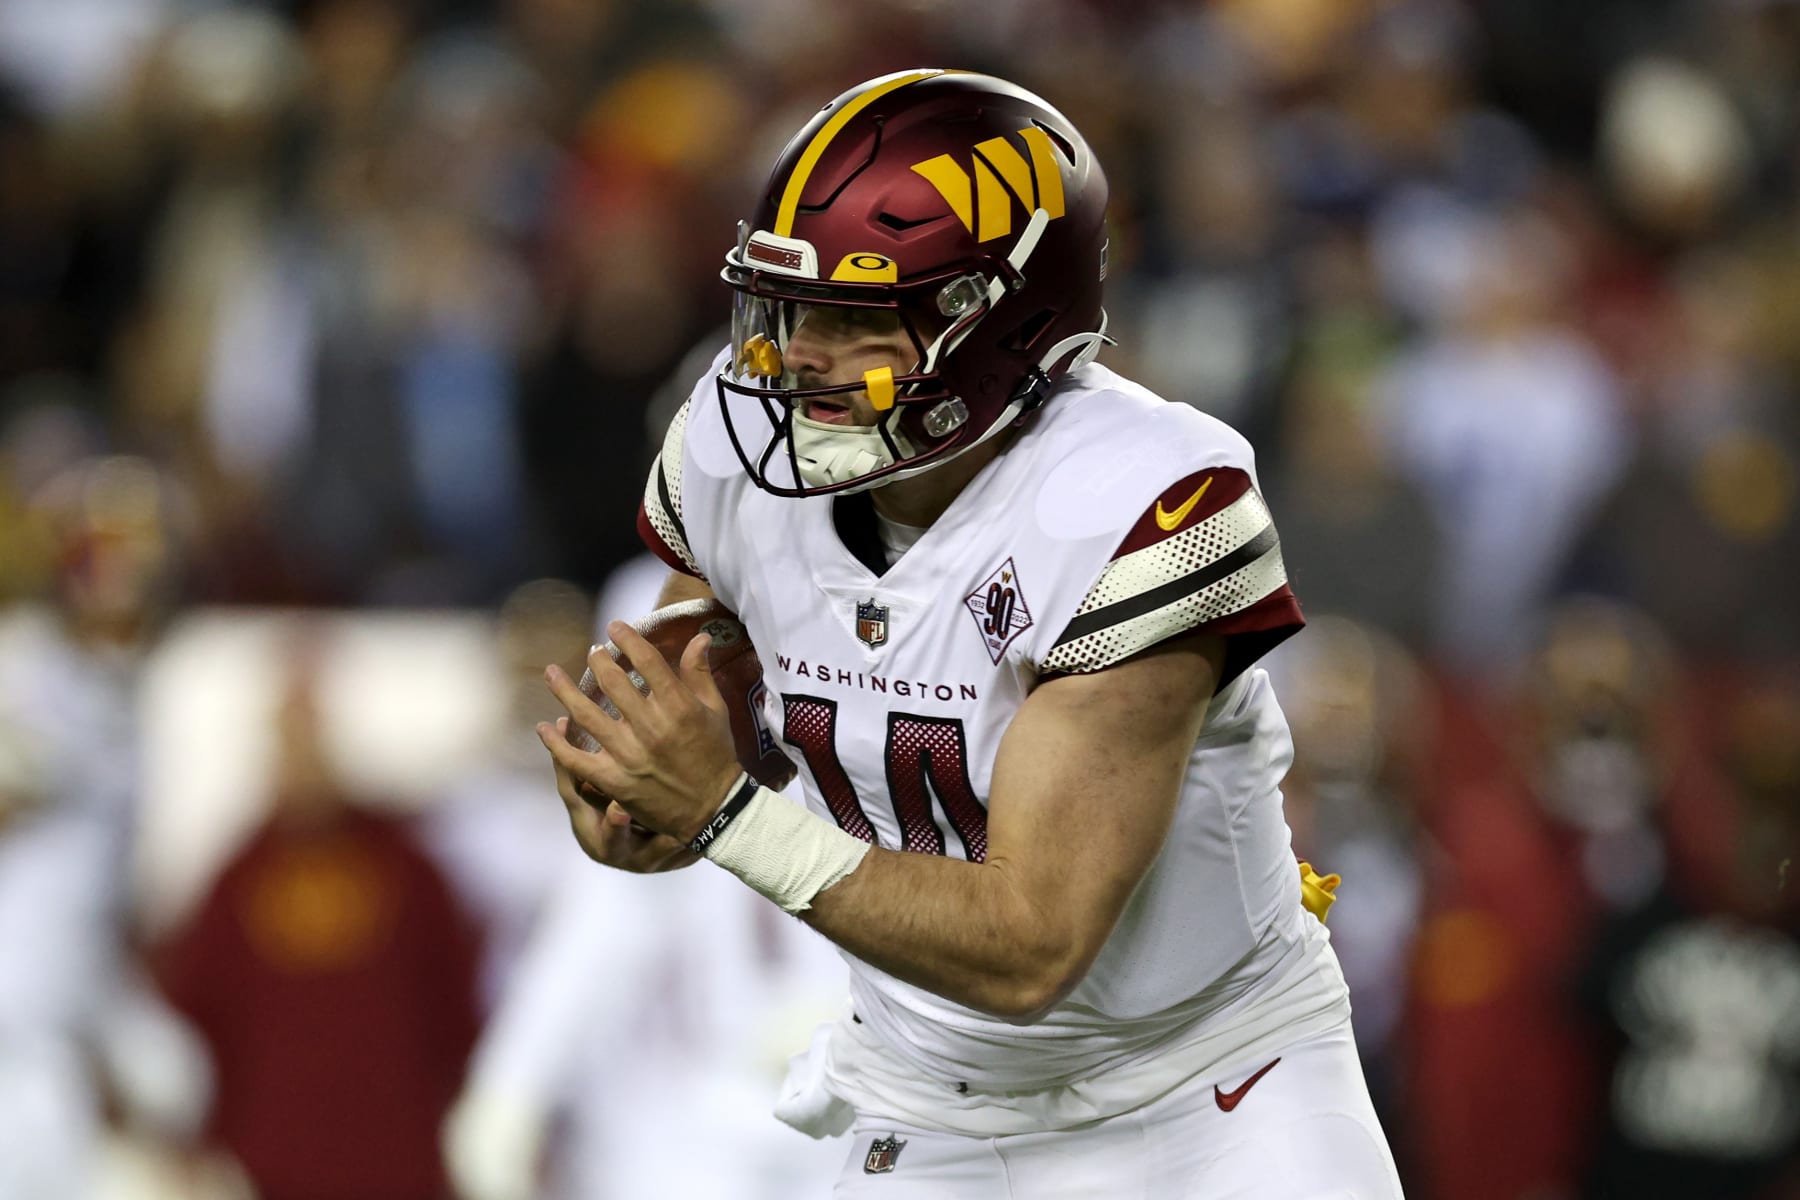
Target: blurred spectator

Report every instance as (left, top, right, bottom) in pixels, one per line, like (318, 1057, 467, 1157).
(1599, 55, 1752, 244)
(1273, 616, 1429, 1133)
(515, 56, 751, 589)
(0, 0, 168, 119)
(1567, 247, 1800, 664)
(1265, 272, 1438, 649)
(1375, 209, 1631, 671)
(0, 454, 201, 1198)
(1406, 598, 1731, 1200)
(158, 632, 483, 1200)
(1124, 99, 1292, 429)
(1574, 669, 1800, 1200)
(422, 577, 596, 1008)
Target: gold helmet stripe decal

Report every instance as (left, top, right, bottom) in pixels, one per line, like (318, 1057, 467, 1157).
(908, 154, 973, 231)
(774, 69, 944, 238)
(1018, 126, 1066, 221)
(910, 126, 1070, 243)
(974, 136, 1037, 235)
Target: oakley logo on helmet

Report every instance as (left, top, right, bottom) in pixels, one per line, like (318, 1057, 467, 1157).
(830, 252, 898, 283)
(910, 127, 1068, 243)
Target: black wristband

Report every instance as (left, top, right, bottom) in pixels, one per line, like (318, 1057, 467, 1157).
(687, 772, 759, 854)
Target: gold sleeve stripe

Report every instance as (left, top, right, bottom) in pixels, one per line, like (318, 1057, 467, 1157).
(774, 69, 944, 238)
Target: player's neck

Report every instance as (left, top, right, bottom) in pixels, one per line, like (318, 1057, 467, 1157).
(870, 435, 1007, 527)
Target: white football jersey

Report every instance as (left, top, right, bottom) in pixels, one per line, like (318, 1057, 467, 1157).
(641, 355, 1351, 1132)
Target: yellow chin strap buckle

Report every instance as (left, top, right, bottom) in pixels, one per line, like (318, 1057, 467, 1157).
(1298, 861, 1341, 923)
(740, 333, 783, 379)
(862, 366, 896, 411)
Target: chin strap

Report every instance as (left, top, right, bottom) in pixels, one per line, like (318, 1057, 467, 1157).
(1000, 208, 1051, 294)
(1037, 307, 1114, 375)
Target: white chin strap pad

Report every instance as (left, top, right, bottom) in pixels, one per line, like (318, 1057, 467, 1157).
(790, 413, 917, 489)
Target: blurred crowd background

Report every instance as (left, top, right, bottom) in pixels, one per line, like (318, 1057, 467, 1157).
(1, 0, 1796, 1197)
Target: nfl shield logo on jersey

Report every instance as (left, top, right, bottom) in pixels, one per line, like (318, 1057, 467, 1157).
(747, 678, 779, 757)
(863, 1134, 907, 1174)
(855, 598, 890, 648)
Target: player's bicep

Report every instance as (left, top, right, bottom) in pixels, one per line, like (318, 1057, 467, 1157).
(985, 632, 1225, 991)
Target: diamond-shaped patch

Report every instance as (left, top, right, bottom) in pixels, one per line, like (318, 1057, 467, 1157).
(964, 557, 1033, 664)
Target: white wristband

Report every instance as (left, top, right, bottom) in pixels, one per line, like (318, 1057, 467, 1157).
(702, 785, 873, 914)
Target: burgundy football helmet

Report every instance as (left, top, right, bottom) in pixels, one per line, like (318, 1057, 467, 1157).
(718, 69, 1111, 496)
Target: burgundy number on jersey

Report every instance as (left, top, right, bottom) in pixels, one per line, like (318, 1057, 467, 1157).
(781, 696, 988, 861)
(885, 714, 988, 862)
(778, 695, 876, 843)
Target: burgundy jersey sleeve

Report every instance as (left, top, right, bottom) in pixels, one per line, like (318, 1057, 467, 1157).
(637, 400, 706, 580)
(1039, 466, 1303, 684)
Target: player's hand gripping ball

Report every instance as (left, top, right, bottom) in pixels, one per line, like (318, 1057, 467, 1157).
(571, 599, 796, 794)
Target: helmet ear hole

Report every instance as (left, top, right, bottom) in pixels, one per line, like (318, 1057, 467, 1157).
(877, 210, 938, 232)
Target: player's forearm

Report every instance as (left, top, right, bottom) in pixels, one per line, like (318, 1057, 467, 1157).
(799, 846, 1086, 1022)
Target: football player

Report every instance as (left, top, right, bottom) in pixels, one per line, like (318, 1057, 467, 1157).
(539, 70, 1404, 1198)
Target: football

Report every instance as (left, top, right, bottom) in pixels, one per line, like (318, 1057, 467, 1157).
(571, 598, 796, 791)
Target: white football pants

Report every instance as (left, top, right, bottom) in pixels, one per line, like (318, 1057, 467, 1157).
(831, 1023, 1403, 1199)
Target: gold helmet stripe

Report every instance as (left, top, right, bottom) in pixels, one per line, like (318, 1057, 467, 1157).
(1017, 126, 1066, 220)
(774, 69, 944, 238)
(908, 154, 973, 231)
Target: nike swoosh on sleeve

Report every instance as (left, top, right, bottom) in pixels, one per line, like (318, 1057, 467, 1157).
(1153, 476, 1213, 531)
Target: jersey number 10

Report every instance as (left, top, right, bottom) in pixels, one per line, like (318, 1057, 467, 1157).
(781, 695, 989, 862)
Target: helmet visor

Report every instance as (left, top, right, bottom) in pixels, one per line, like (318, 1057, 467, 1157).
(727, 289, 937, 389)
